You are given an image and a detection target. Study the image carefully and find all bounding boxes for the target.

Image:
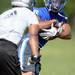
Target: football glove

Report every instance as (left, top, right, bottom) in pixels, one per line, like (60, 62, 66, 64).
(39, 23, 58, 40)
(27, 55, 41, 65)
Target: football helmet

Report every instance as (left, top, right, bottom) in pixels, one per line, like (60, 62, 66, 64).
(11, 0, 36, 9)
(44, 0, 68, 12)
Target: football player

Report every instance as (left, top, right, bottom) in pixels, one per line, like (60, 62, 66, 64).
(18, 0, 71, 75)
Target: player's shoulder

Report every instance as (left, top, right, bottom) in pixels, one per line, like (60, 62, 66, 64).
(33, 7, 50, 21)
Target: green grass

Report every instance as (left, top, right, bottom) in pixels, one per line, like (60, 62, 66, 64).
(40, 30, 75, 75)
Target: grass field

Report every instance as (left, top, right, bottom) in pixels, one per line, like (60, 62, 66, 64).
(40, 29, 75, 75)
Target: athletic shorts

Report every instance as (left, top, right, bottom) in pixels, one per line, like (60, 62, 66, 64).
(18, 36, 41, 75)
(0, 39, 21, 75)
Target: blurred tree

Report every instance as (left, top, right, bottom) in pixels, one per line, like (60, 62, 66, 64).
(0, 0, 11, 13)
(64, 0, 75, 23)
(35, 0, 44, 7)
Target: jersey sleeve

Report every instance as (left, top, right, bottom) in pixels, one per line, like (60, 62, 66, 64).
(33, 7, 50, 21)
(26, 10, 39, 27)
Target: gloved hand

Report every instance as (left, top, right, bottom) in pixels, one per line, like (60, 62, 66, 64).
(28, 55, 41, 65)
(39, 23, 58, 40)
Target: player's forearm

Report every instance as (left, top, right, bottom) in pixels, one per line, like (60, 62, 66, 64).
(29, 25, 39, 56)
(39, 19, 56, 29)
(29, 35, 39, 56)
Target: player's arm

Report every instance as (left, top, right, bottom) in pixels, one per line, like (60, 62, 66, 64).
(38, 19, 57, 29)
(28, 19, 58, 63)
(36, 15, 57, 29)
(28, 24, 39, 56)
(28, 24, 41, 64)
(28, 19, 56, 56)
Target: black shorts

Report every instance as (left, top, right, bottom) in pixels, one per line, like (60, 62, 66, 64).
(0, 39, 21, 75)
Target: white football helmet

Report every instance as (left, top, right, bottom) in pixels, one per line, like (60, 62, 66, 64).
(11, 0, 35, 9)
